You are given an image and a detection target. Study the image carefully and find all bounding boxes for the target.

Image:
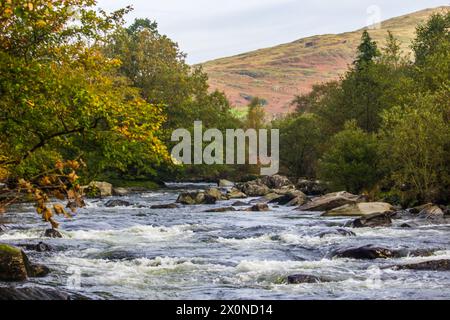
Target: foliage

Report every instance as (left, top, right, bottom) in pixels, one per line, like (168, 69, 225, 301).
(318, 121, 380, 194)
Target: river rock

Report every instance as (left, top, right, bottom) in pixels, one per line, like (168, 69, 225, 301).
(269, 190, 307, 206)
(323, 202, 394, 217)
(351, 212, 393, 228)
(20, 242, 53, 252)
(0, 244, 28, 281)
(44, 229, 63, 238)
(260, 175, 293, 189)
(228, 188, 248, 199)
(84, 181, 113, 198)
(112, 187, 130, 197)
(317, 228, 356, 238)
(418, 204, 445, 217)
(297, 191, 365, 212)
(151, 203, 178, 209)
(236, 180, 271, 197)
(204, 207, 237, 213)
(331, 245, 436, 260)
(176, 192, 216, 205)
(218, 179, 234, 188)
(105, 199, 132, 207)
(247, 203, 269, 212)
(0, 287, 71, 300)
(390, 259, 450, 271)
(231, 201, 248, 207)
(205, 187, 227, 201)
(296, 179, 328, 196)
(287, 274, 328, 284)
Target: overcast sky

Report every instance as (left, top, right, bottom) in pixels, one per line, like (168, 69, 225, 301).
(97, 0, 449, 64)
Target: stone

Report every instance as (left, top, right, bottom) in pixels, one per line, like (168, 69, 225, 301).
(20, 242, 53, 252)
(317, 228, 356, 238)
(236, 180, 271, 197)
(296, 179, 328, 196)
(44, 229, 62, 238)
(150, 203, 178, 209)
(205, 187, 227, 200)
(231, 201, 248, 207)
(297, 191, 364, 212)
(390, 259, 450, 271)
(260, 175, 293, 189)
(218, 179, 234, 188)
(84, 181, 113, 198)
(247, 203, 269, 212)
(112, 187, 130, 197)
(418, 204, 445, 217)
(228, 189, 248, 199)
(204, 207, 237, 213)
(323, 202, 394, 217)
(331, 245, 436, 260)
(351, 212, 393, 228)
(105, 199, 132, 207)
(176, 192, 216, 205)
(287, 274, 327, 284)
(0, 244, 28, 281)
(269, 190, 307, 206)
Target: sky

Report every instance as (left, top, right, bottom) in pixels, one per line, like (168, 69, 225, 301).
(97, 0, 450, 64)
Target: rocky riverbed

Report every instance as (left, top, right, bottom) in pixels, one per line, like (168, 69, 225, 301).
(1, 179, 450, 300)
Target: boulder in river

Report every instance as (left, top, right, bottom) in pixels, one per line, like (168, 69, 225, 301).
(296, 179, 328, 196)
(236, 180, 271, 197)
(418, 204, 445, 218)
(205, 187, 228, 201)
(260, 175, 293, 189)
(317, 228, 356, 238)
(19, 242, 53, 252)
(204, 207, 237, 213)
(331, 245, 436, 260)
(105, 199, 132, 207)
(247, 203, 269, 212)
(0, 244, 28, 281)
(151, 203, 178, 209)
(83, 181, 113, 198)
(218, 179, 234, 188)
(297, 191, 365, 212)
(389, 259, 450, 271)
(287, 274, 328, 284)
(351, 212, 393, 228)
(323, 202, 394, 217)
(227, 188, 248, 199)
(269, 190, 307, 206)
(231, 201, 248, 207)
(44, 229, 63, 238)
(176, 192, 217, 205)
(0, 287, 71, 300)
(112, 187, 130, 197)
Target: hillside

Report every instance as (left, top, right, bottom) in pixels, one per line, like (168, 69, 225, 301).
(201, 6, 449, 116)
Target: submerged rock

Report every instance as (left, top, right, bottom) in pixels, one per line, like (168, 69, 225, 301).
(105, 199, 132, 207)
(297, 191, 365, 212)
(231, 201, 248, 207)
(351, 212, 393, 228)
(0, 225, 7, 233)
(176, 192, 216, 205)
(44, 229, 62, 238)
(331, 245, 436, 260)
(19, 242, 53, 252)
(323, 202, 394, 217)
(204, 207, 237, 213)
(390, 259, 450, 271)
(247, 203, 269, 212)
(150, 203, 178, 209)
(287, 274, 328, 284)
(317, 228, 356, 238)
(0, 287, 71, 300)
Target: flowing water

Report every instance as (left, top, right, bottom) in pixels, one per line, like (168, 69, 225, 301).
(1, 183, 449, 300)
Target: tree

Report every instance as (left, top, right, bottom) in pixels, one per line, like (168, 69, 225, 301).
(246, 97, 266, 129)
(379, 94, 450, 205)
(354, 30, 380, 70)
(318, 121, 380, 194)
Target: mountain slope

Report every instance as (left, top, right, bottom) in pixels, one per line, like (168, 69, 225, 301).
(201, 6, 449, 116)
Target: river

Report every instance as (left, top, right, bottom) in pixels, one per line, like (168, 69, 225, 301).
(1, 183, 449, 300)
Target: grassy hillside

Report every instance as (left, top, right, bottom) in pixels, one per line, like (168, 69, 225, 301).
(201, 6, 449, 117)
